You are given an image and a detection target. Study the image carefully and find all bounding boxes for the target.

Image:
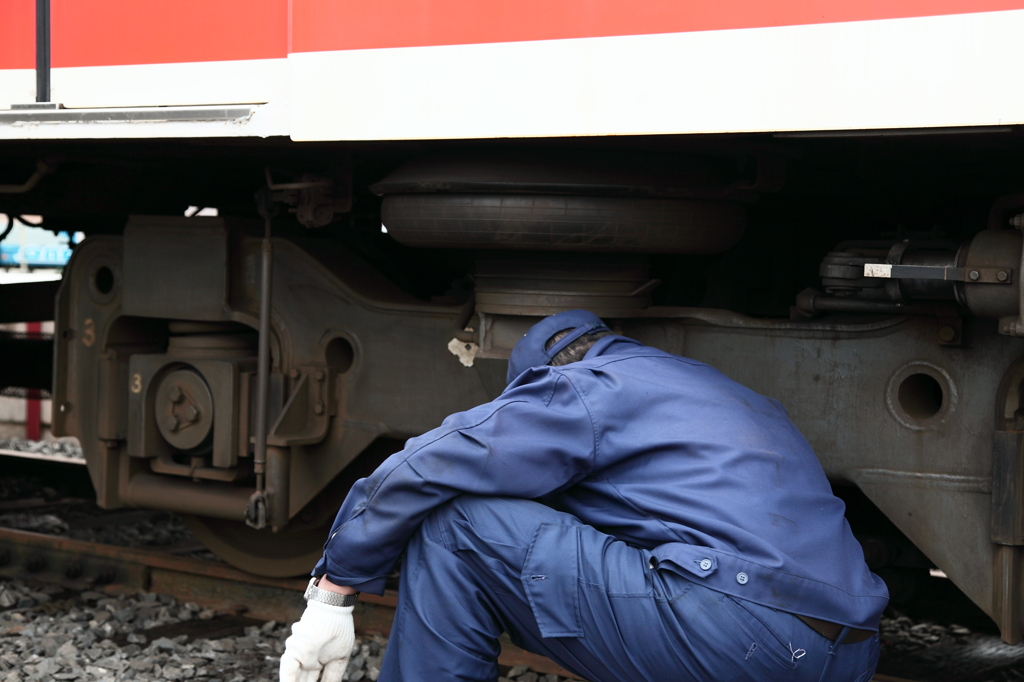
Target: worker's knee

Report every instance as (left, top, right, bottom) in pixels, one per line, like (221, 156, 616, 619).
(424, 495, 579, 550)
(432, 494, 560, 528)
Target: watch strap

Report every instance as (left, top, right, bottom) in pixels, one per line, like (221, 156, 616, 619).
(305, 577, 359, 607)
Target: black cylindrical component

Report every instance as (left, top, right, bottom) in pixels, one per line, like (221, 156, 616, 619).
(35, 0, 50, 103)
(961, 229, 1022, 319)
(123, 473, 253, 520)
(381, 194, 746, 254)
(0, 332, 52, 391)
(897, 249, 959, 301)
(815, 231, 1022, 320)
(796, 289, 950, 316)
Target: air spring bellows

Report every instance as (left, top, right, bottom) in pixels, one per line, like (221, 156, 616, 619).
(380, 193, 745, 254)
(372, 150, 757, 254)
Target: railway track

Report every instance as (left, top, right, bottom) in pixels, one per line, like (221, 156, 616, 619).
(0, 449, 987, 682)
(0, 525, 929, 682)
(0, 448, 83, 466)
(0, 525, 580, 679)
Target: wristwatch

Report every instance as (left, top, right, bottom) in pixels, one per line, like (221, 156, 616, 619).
(305, 577, 360, 607)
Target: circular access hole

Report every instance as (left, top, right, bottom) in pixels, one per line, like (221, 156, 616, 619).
(94, 266, 114, 295)
(326, 337, 354, 374)
(897, 373, 944, 420)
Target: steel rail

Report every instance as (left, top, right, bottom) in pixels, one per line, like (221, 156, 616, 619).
(0, 526, 577, 677)
(0, 448, 84, 465)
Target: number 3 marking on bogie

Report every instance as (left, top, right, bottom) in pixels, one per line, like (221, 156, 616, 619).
(82, 318, 96, 347)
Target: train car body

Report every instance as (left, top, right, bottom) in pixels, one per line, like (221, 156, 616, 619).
(4, 0, 1024, 643)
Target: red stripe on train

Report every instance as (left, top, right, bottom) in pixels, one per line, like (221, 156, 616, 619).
(293, 0, 1024, 53)
(3, 0, 1024, 70)
(1, 0, 286, 70)
(0, 0, 36, 70)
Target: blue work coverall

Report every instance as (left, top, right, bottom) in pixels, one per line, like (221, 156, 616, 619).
(314, 335, 888, 682)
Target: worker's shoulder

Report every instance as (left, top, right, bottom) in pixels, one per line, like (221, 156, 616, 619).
(569, 342, 709, 373)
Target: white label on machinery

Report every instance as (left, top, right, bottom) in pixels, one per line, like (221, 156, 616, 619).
(863, 263, 893, 278)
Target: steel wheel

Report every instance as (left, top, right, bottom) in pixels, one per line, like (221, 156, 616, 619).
(182, 514, 331, 578)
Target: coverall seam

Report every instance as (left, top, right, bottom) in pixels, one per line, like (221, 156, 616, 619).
(324, 464, 430, 581)
(578, 352, 706, 372)
(321, 555, 390, 585)
(702, 551, 892, 601)
(579, 575, 652, 595)
(549, 369, 600, 466)
(654, 546, 888, 615)
(324, 380, 597, 582)
(522, 523, 584, 638)
(331, 401, 547, 529)
(718, 593, 800, 670)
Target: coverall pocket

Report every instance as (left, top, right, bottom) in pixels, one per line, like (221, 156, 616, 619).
(719, 595, 799, 670)
(521, 523, 584, 638)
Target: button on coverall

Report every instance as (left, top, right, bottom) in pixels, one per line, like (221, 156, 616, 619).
(314, 335, 888, 682)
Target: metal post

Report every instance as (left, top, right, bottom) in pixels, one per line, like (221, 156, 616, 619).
(245, 181, 279, 529)
(253, 215, 273, 493)
(35, 0, 50, 103)
(266, 446, 290, 531)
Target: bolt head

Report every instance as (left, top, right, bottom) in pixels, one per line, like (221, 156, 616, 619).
(168, 385, 184, 403)
(315, 369, 326, 382)
(289, 368, 300, 379)
(969, 270, 981, 281)
(938, 326, 956, 342)
(185, 405, 200, 422)
(998, 271, 1009, 282)
(314, 400, 325, 415)
(166, 415, 180, 432)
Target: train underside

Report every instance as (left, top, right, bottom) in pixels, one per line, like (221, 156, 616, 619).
(2, 129, 1024, 640)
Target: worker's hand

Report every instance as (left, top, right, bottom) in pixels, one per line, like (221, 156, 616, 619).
(280, 599, 355, 682)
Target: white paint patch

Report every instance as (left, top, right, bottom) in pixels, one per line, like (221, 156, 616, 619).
(0, 70, 36, 110)
(448, 337, 479, 367)
(51, 58, 288, 109)
(0, 101, 289, 140)
(864, 263, 893, 278)
(290, 9, 1024, 141)
(0, 59, 290, 140)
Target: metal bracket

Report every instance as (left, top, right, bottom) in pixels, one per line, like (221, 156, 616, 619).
(0, 159, 55, 194)
(264, 168, 352, 228)
(245, 490, 269, 530)
(864, 263, 1013, 284)
(267, 367, 332, 446)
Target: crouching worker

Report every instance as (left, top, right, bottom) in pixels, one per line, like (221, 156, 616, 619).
(280, 310, 887, 682)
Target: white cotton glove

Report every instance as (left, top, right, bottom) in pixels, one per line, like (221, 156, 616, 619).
(280, 599, 356, 682)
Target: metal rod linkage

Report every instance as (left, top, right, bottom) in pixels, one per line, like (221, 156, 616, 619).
(253, 216, 274, 494)
(35, 0, 50, 103)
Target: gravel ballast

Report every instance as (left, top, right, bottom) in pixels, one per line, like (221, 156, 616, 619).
(7, 445, 1024, 681)
(0, 579, 582, 682)
(0, 579, 285, 682)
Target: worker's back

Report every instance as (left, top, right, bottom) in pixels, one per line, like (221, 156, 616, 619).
(529, 334, 888, 629)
